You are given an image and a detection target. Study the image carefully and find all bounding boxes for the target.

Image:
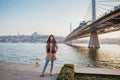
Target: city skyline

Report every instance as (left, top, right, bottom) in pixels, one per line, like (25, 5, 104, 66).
(0, 0, 120, 38)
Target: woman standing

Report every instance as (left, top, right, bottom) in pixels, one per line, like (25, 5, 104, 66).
(40, 34, 58, 76)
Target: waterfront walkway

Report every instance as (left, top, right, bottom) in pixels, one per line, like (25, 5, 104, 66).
(0, 62, 120, 80)
(0, 62, 61, 80)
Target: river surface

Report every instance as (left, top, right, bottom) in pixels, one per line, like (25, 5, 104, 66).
(0, 43, 120, 69)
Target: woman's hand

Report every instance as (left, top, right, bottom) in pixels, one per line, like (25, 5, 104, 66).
(55, 44, 58, 52)
(55, 48, 58, 52)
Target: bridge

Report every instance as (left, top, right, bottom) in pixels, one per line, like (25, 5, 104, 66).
(65, 0, 120, 48)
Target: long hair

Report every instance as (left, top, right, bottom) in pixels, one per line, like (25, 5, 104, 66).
(47, 34, 57, 44)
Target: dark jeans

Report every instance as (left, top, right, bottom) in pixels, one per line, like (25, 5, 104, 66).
(43, 60, 54, 72)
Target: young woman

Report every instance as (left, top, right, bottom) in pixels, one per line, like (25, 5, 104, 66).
(40, 34, 58, 76)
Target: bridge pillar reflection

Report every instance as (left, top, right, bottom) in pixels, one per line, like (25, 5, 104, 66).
(88, 31, 100, 48)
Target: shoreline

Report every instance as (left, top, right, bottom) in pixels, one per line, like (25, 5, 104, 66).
(0, 62, 120, 80)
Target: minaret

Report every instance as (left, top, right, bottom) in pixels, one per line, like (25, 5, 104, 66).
(36, 29, 38, 35)
(70, 21, 72, 32)
(18, 32, 19, 42)
(70, 21, 72, 44)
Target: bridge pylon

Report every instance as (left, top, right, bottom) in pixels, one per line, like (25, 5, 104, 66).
(88, 31, 100, 48)
(88, 0, 100, 48)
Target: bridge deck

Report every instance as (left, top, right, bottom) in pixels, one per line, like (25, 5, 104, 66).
(65, 7, 120, 41)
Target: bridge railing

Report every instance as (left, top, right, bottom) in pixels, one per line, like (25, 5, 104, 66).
(97, 4, 120, 20)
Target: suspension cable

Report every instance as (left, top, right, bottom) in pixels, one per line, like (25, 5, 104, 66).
(96, 3, 115, 7)
(97, 0, 120, 2)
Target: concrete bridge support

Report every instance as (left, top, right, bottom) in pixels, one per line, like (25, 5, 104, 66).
(69, 39, 72, 45)
(88, 31, 100, 48)
(65, 40, 72, 45)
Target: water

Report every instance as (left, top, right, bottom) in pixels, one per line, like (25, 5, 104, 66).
(0, 43, 120, 69)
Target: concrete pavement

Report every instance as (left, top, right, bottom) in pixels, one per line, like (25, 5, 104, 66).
(0, 62, 120, 80)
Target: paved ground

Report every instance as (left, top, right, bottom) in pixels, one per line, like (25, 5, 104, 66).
(0, 62, 61, 80)
(75, 67, 120, 75)
(0, 62, 120, 80)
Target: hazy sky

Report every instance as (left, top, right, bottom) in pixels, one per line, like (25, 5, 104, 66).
(0, 0, 120, 38)
(0, 0, 90, 36)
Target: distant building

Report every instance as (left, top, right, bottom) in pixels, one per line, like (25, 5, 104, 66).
(32, 32, 38, 36)
(32, 32, 38, 39)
